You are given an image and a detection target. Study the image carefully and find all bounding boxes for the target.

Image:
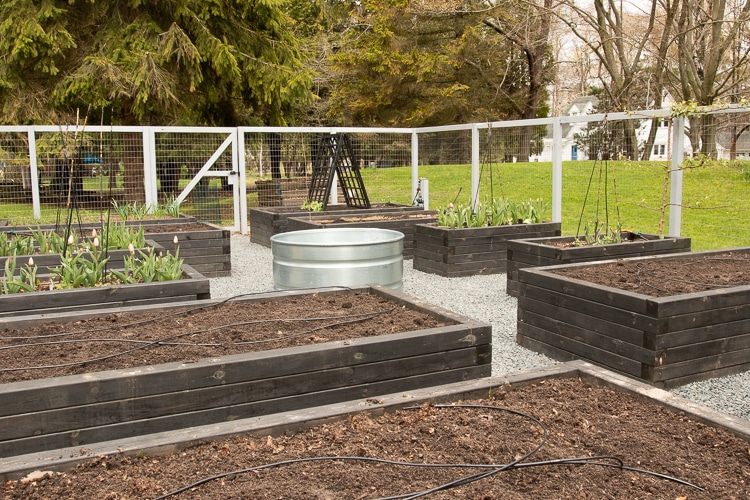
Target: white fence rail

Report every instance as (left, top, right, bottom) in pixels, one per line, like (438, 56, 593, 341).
(1, 105, 748, 250)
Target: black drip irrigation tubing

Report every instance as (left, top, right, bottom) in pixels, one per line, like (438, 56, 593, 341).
(0, 289, 391, 373)
(150, 404, 702, 500)
(0, 287, 360, 341)
(634, 257, 750, 294)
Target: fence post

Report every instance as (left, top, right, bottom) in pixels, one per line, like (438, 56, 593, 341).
(471, 124, 480, 210)
(27, 129, 42, 220)
(551, 118, 562, 224)
(668, 116, 685, 236)
(142, 127, 159, 210)
(238, 129, 248, 234)
(411, 130, 419, 207)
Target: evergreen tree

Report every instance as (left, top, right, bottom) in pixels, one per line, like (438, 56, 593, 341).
(0, 0, 313, 125)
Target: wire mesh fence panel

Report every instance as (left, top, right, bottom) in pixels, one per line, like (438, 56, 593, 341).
(416, 129, 472, 209)
(559, 116, 675, 238)
(353, 132, 412, 206)
(36, 130, 113, 225)
(679, 110, 750, 250)
(243, 131, 317, 210)
(477, 125, 553, 214)
(243, 131, 413, 210)
(154, 131, 235, 226)
(7, 129, 149, 226)
(2, 107, 749, 243)
(0, 131, 35, 224)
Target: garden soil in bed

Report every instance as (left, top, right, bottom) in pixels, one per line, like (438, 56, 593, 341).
(4, 376, 748, 499)
(138, 223, 214, 234)
(0, 292, 453, 384)
(551, 250, 750, 297)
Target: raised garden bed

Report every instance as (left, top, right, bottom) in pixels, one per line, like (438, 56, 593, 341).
(250, 203, 427, 248)
(255, 177, 346, 207)
(516, 247, 750, 388)
(0, 246, 146, 276)
(506, 232, 692, 296)
(1, 361, 748, 498)
(286, 211, 438, 258)
(0, 285, 491, 462)
(413, 222, 562, 277)
(0, 260, 210, 318)
(2, 218, 231, 278)
(138, 221, 231, 278)
(256, 177, 309, 207)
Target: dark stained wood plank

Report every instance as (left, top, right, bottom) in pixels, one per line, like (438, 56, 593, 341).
(0, 365, 489, 458)
(517, 322, 643, 376)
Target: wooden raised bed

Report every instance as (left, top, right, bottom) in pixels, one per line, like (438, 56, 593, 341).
(2, 360, 748, 484)
(250, 203, 427, 248)
(286, 211, 438, 258)
(516, 248, 750, 388)
(0, 285, 491, 460)
(0, 260, 210, 318)
(1, 218, 231, 278)
(0, 246, 146, 276)
(506, 232, 692, 296)
(256, 177, 309, 207)
(255, 177, 344, 207)
(141, 221, 231, 278)
(413, 222, 562, 277)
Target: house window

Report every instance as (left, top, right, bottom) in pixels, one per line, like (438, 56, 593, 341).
(661, 119, 670, 127)
(653, 144, 665, 156)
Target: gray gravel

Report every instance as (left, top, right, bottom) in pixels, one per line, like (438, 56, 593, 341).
(211, 234, 750, 423)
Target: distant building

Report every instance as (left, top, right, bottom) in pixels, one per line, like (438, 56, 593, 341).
(527, 95, 732, 162)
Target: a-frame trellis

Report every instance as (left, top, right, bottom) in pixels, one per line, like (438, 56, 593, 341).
(307, 133, 370, 209)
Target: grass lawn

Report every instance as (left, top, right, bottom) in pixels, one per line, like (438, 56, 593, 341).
(2, 159, 747, 251)
(360, 159, 749, 251)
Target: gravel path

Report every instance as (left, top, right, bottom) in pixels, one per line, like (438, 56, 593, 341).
(211, 234, 750, 423)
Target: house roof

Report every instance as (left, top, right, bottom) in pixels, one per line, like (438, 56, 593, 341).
(563, 95, 599, 116)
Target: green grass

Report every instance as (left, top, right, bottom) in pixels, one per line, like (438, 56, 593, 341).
(360, 159, 750, 251)
(3, 159, 748, 250)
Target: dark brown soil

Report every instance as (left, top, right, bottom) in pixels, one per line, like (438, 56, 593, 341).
(4, 377, 748, 499)
(3, 262, 749, 498)
(314, 213, 436, 224)
(550, 250, 750, 297)
(0, 291, 452, 384)
(140, 223, 216, 234)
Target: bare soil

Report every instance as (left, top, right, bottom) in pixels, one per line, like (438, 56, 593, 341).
(140, 223, 217, 234)
(0, 291, 451, 384)
(550, 250, 750, 297)
(2, 263, 749, 498)
(313, 213, 436, 224)
(3, 377, 748, 499)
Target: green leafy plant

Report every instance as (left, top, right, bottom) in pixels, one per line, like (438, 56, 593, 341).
(573, 220, 624, 246)
(97, 223, 146, 250)
(110, 247, 184, 284)
(301, 200, 323, 212)
(301, 200, 324, 220)
(436, 202, 460, 227)
(437, 198, 549, 228)
(0, 256, 37, 294)
(517, 198, 550, 224)
(162, 196, 182, 218)
(131, 202, 153, 220)
(50, 238, 110, 289)
(29, 227, 67, 254)
(111, 199, 132, 221)
(488, 198, 513, 226)
(0, 233, 35, 257)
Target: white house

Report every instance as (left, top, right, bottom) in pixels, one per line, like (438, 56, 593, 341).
(529, 95, 712, 162)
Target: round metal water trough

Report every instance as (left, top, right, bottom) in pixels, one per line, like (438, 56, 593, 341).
(271, 228, 404, 290)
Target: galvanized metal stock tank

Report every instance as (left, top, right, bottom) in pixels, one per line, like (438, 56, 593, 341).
(271, 228, 404, 290)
